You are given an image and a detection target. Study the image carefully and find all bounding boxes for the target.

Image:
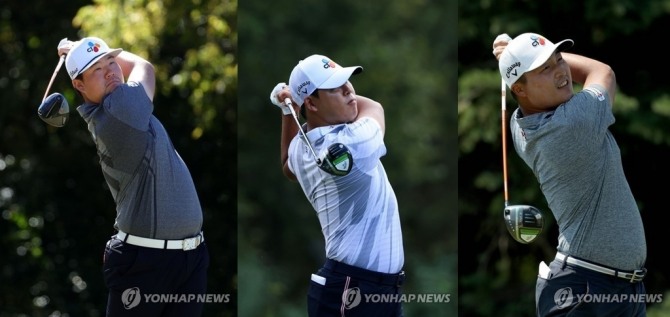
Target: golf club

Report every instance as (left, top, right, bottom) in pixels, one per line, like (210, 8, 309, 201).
(37, 53, 69, 127)
(284, 98, 353, 176)
(500, 76, 544, 244)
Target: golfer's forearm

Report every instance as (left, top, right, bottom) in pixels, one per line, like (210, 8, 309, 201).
(115, 52, 153, 79)
(564, 53, 616, 103)
(355, 95, 385, 134)
(116, 51, 156, 99)
(565, 53, 614, 87)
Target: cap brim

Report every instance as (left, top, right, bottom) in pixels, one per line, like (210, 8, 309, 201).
(527, 39, 573, 73)
(76, 48, 123, 78)
(318, 66, 363, 89)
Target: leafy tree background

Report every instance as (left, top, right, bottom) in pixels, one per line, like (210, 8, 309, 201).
(0, 0, 237, 316)
(459, 1, 670, 316)
(237, 0, 456, 316)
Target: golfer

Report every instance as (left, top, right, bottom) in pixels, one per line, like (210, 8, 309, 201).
(270, 54, 406, 317)
(58, 37, 209, 316)
(493, 33, 647, 316)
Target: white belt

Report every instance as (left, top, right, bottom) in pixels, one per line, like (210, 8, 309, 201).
(555, 252, 646, 283)
(116, 230, 204, 251)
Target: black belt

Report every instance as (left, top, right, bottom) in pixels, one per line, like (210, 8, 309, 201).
(324, 259, 405, 287)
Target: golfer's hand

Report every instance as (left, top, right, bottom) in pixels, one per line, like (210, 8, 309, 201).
(270, 82, 293, 115)
(57, 38, 74, 57)
(492, 33, 512, 61)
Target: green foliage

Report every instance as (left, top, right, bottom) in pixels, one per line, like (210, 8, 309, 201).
(649, 291, 670, 317)
(458, 69, 502, 154)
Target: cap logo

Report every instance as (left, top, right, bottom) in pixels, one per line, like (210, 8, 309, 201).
(296, 81, 310, 96)
(530, 35, 546, 47)
(86, 41, 101, 53)
(505, 61, 520, 79)
(321, 58, 337, 69)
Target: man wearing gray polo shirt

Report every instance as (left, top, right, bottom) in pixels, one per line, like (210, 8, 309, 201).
(493, 32, 647, 316)
(58, 36, 208, 316)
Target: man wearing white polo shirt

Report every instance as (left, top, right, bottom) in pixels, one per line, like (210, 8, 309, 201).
(270, 54, 405, 317)
(57, 36, 208, 316)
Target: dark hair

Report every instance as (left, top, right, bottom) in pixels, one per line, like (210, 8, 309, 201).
(300, 89, 320, 120)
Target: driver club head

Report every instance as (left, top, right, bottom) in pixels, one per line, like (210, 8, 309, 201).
(503, 204, 544, 244)
(318, 143, 353, 176)
(38, 92, 69, 127)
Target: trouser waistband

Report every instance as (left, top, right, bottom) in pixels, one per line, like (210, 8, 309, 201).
(555, 252, 646, 283)
(324, 259, 405, 287)
(116, 230, 204, 251)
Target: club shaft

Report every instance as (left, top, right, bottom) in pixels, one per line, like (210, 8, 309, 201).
(501, 79, 509, 206)
(285, 98, 321, 164)
(43, 55, 65, 102)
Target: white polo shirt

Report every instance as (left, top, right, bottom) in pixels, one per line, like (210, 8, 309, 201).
(288, 117, 404, 274)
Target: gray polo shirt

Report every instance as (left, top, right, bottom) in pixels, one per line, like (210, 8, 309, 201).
(77, 82, 202, 239)
(510, 84, 646, 270)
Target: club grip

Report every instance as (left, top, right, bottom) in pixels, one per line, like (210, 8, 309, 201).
(284, 97, 300, 119)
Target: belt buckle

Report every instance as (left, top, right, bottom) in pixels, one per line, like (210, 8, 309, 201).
(396, 271, 406, 287)
(182, 236, 199, 251)
(629, 268, 646, 283)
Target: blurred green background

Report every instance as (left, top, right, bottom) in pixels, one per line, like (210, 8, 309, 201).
(0, 0, 237, 316)
(237, 0, 456, 316)
(19, 0, 670, 316)
(459, 0, 670, 316)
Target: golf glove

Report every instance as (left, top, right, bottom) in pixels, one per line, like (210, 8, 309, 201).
(57, 38, 74, 57)
(492, 33, 512, 58)
(270, 82, 292, 115)
(494, 33, 512, 44)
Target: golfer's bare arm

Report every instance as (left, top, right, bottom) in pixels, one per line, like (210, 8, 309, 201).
(115, 52, 156, 101)
(563, 53, 616, 105)
(354, 96, 385, 135)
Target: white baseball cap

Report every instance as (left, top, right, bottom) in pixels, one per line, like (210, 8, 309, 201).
(288, 54, 363, 106)
(499, 33, 573, 88)
(65, 37, 122, 80)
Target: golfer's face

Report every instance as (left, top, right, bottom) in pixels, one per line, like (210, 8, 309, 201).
(522, 51, 573, 111)
(79, 55, 124, 104)
(316, 81, 358, 124)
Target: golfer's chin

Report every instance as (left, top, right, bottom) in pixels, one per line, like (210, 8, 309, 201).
(332, 110, 358, 125)
(346, 111, 358, 124)
(558, 92, 574, 104)
(558, 85, 574, 101)
(106, 81, 122, 92)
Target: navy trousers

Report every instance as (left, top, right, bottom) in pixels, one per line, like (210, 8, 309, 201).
(308, 259, 405, 317)
(103, 237, 209, 316)
(536, 259, 646, 317)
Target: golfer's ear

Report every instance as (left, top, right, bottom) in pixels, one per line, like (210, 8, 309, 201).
(304, 97, 317, 112)
(72, 79, 84, 92)
(511, 83, 526, 97)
